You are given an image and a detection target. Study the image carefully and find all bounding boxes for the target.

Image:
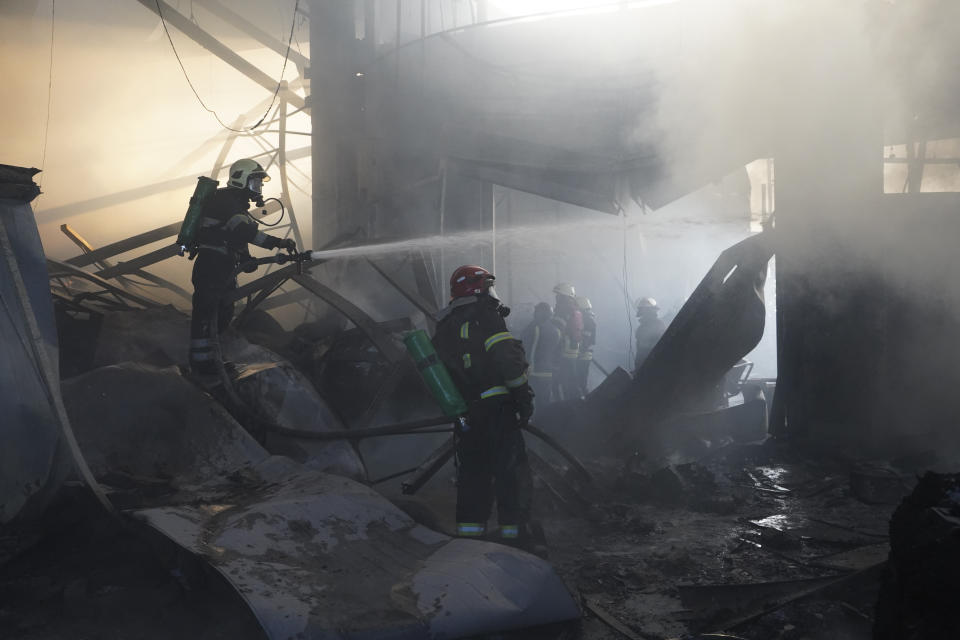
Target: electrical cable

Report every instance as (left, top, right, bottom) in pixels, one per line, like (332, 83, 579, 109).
(35, 0, 55, 200)
(155, 0, 299, 133)
(621, 207, 635, 368)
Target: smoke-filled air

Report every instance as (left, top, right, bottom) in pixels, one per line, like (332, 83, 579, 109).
(3, 1, 960, 639)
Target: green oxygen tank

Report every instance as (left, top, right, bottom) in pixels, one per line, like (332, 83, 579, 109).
(176, 176, 219, 256)
(404, 330, 468, 418)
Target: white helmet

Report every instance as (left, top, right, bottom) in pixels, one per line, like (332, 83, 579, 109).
(575, 295, 592, 311)
(553, 282, 576, 298)
(227, 158, 270, 194)
(635, 297, 659, 314)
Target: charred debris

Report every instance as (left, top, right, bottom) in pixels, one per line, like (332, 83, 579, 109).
(5, 164, 957, 640)
(6, 1, 960, 639)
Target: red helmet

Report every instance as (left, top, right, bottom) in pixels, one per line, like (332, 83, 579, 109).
(450, 265, 495, 299)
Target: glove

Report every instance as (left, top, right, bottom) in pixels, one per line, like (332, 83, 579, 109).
(241, 260, 258, 274)
(517, 401, 534, 429)
(512, 384, 534, 428)
(281, 238, 297, 251)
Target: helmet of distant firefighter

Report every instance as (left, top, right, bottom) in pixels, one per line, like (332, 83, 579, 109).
(635, 297, 659, 318)
(552, 281, 576, 298)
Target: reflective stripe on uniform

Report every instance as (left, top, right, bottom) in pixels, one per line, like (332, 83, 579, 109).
(578, 351, 594, 361)
(505, 372, 528, 388)
(190, 338, 213, 348)
(529, 371, 553, 378)
(189, 351, 214, 362)
(459, 322, 470, 339)
(500, 525, 519, 539)
(457, 522, 485, 537)
(484, 331, 514, 351)
(225, 214, 247, 231)
(479, 385, 509, 399)
(462, 353, 472, 369)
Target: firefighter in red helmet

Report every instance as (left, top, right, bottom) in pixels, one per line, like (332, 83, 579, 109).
(432, 265, 535, 546)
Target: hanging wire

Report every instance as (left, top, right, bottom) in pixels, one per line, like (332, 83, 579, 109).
(35, 0, 55, 200)
(621, 206, 635, 368)
(154, 0, 300, 133)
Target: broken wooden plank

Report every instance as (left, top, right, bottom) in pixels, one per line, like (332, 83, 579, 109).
(60, 223, 191, 302)
(707, 562, 886, 632)
(65, 221, 181, 268)
(61, 223, 115, 272)
(47, 259, 162, 309)
(94, 244, 181, 280)
(582, 594, 648, 640)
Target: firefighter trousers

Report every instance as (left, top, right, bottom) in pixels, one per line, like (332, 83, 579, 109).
(455, 400, 533, 532)
(189, 252, 237, 374)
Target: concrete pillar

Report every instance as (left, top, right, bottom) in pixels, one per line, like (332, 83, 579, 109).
(773, 3, 884, 447)
(309, 0, 362, 248)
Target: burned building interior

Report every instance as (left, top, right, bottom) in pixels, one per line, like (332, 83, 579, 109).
(3, 1, 960, 638)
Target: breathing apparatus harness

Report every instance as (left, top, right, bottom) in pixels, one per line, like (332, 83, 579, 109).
(176, 176, 290, 259)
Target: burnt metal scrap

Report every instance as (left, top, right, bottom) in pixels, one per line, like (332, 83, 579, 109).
(1, 165, 115, 524)
(1, 178, 70, 523)
(615, 230, 775, 445)
(60, 362, 580, 639)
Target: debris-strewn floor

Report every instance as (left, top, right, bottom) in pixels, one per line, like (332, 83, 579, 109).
(0, 437, 908, 640)
(390, 437, 903, 640)
(0, 489, 266, 640)
(552, 439, 893, 640)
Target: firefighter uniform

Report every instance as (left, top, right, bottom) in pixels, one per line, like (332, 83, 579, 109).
(433, 293, 534, 541)
(521, 302, 561, 409)
(634, 297, 666, 372)
(189, 187, 290, 373)
(552, 305, 583, 401)
(576, 298, 597, 397)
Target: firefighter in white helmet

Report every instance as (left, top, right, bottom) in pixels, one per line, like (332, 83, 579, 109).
(188, 159, 295, 375)
(634, 297, 665, 372)
(575, 295, 596, 397)
(551, 282, 582, 400)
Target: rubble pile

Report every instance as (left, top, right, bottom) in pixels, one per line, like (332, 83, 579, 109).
(874, 472, 960, 640)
